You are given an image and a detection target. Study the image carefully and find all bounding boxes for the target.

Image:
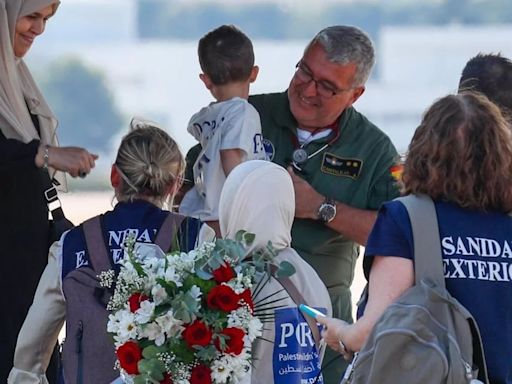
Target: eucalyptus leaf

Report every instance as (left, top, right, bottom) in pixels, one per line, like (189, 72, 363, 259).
(196, 344, 219, 361)
(138, 358, 165, 379)
(275, 261, 296, 278)
(243, 232, 255, 245)
(133, 374, 155, 384)
(234, 230, 245, 242)
(142, 345, 162, 359)
(195, 268, 213, 280)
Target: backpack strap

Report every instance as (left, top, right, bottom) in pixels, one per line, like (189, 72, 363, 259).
(82, 215, 112, 274)
(270, 264, 322, 350)
(154, 212, 186, 252)
(398, 194, 490, 382)
(396, 194, 445, 287)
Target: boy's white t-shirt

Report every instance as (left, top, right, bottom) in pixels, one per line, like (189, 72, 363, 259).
(179, 97, 267, 221)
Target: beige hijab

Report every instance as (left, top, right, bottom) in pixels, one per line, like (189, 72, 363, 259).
(0, 0, 63, 183)
(219, 160, 294, 252)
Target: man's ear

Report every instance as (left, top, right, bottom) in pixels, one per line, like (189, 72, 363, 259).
(349, 86, 365, 106)
(249, 65, 259, 83)
(110, 164, 121, 189)
(199, 73, 213, 89)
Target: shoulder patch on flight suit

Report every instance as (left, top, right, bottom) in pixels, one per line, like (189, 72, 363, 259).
(321, 153, 363, 179)
(263, 138, 275, 161)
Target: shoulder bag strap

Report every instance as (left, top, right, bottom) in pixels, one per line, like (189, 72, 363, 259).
(396, 194, 445, 287)
(270, 264, 322, 350)
(154, 212, 186, 252)
(82, 215, 112, 274)
(41, 170, 68, 221)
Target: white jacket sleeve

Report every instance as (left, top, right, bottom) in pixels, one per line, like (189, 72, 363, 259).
(8, 239, 67, 384)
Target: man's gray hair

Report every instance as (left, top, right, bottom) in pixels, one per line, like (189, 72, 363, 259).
(306, 25, 375, 87)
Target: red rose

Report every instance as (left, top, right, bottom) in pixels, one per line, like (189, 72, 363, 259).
(190, 364, 212, 384)
(116, 341, 142, 374)
(215, 327, 245, 355)
(207, 285, 240, 312)
(160, 372, 173, 384)
(212, 263, 235, 283)
(238, 289, 254, 312)
(128, 292, 149, 312)
(183, 320, 212, 348)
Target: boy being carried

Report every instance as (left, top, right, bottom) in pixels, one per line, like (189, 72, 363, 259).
(179, 25, 267, 236)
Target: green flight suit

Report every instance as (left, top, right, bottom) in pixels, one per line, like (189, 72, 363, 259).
(250, 91, 400, 383)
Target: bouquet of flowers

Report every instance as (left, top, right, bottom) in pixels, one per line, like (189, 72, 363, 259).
(105, 231, 293, 384)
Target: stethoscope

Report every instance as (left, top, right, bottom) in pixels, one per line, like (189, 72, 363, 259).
(291, 124, 341, 172)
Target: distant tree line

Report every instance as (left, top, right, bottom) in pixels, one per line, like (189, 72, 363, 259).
(137, 0, 512, 41)
(40, 58, 124, 155)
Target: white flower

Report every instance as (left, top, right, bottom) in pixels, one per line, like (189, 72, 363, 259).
(135, 243, 166, 262)
(116, 311, 137, 343)
(140, 322, 166, 346)
(151, 284, 168, 305)
(247, 317, 263, 342)
(230, 351, 252, 382)
(211, 352, 251, 384)
(188, 285, 202, 302)
(155, 309, 184, 338)
(180, 250, 197, 270)
(164, 265, 183, 287)
(211, 357, 232, 384)
(135, 300, 155, 324)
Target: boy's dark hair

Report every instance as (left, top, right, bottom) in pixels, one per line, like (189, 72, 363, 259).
(198, 24, 254, 86)
(458, 53, 512, 115)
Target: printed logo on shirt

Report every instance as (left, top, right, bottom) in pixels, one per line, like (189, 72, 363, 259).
(442, 236, 512, 282)
(273, 307, 325, 384)
(74, 228, 157, 270)
(263, 138, 275, 161)
(321, 153, 363, 179)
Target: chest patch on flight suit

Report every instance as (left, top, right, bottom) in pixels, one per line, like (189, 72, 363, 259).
(321, 153, 363, 179)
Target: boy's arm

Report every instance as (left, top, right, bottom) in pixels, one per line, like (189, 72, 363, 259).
(220, 148, 246, 176)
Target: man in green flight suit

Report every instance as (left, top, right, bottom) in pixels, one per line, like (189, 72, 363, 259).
(249, 25, 400, 382)
(179, 25, 400, 383)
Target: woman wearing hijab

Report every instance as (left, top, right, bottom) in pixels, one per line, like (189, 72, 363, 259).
(0, 1, 97, 381)
(219, 160, 332, 384)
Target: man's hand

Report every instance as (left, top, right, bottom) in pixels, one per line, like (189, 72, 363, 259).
(287, 166, 323, 219)
(287, 166, 377, 245)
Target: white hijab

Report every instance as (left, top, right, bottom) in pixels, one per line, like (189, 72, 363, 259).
(219, 160, 294, 252)
(0, 0, 64, 184)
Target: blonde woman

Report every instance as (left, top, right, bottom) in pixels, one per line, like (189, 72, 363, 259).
(9, 121, 214, 383)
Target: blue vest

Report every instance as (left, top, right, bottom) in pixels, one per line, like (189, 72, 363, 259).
(61, 200, 201, 279)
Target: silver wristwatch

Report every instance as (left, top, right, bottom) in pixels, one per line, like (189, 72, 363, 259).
(318, 197, 336, 223)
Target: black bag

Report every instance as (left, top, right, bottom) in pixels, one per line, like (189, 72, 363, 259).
(48, 206, 74, 244)
(43, 173, 74, 245)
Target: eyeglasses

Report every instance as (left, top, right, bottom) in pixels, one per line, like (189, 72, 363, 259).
(294, 61, 353, 99)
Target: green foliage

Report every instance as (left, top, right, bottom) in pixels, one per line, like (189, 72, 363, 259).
(196, 344, 219, 361)
(137, 356, 165, 381)
(40, 57, 124, 153)
(275, 260, 296, 278)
